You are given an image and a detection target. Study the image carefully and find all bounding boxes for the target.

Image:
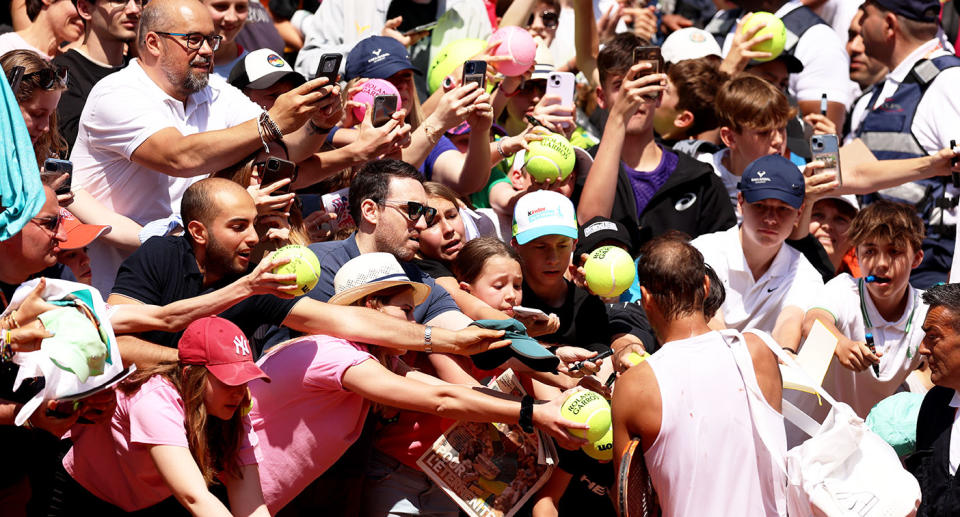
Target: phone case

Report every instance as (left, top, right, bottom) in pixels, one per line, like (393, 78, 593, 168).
(811, 134, 842, 185)
(372, 95, 398, 126)
(546, 72, 576, 107)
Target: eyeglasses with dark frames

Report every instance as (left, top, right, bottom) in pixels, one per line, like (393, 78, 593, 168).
(154, 31, 223, 51)
(32, 214, 62, 233)
(527, 10, 559, 29)
(380, 200, 438, 225)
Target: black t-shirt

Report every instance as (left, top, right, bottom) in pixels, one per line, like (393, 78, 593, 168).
(52, 49, 124, 153)
(555, 447, 616, 517)
(411, 257, 453, 280)
(520, 280, 612, 353)
(606, 301, 658, 354)
(111, 236, 298, 350)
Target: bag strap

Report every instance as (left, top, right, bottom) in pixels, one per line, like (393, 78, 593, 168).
(748, 329, 841, 408)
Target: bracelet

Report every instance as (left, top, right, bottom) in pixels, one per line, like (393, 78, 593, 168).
(0, 329, 11, 362)
(496, 138, 508, 160)
(782, 346, 797, 354)
(264, 113, 284, 141)
(308, 120, 336, 134)
(519, 395, 534, 433)
(501, 83, 522, 97)
(22, 416, 33, 430)
(422, 123, 443, 144)
(3, 312, 20, 329)
(424, 325, 433, 354)
(256, 112, 272, 153)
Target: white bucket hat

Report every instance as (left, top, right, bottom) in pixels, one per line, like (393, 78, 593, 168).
(328, 253, 431, 307)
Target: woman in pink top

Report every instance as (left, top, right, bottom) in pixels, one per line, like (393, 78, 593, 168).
(246, 253, 586, 514)
(48, 317, 272, 516)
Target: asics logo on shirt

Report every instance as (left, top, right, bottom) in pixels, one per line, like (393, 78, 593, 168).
(675, 193, 697, 211)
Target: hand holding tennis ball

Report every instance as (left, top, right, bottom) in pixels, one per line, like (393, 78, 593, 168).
(523, 132, 576, 183)
(738, 12, 786, 62)
(561, 390, 612, 442)
(584, 246, 636, 297)
(269, 245, 322, 296)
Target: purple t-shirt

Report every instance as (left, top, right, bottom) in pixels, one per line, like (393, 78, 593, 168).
(419, 135, 457, 181)
(623, 147, 678, 215)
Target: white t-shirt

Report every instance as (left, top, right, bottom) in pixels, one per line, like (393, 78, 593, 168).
(71, 58, 262, 293)
(949, 391, 960, 475)
(697, 148, 741, 221)
(811, 0, 862, 41)
(691, 225, 824, 334)
(0, 32, 50, 59)
(797, 274, 927, 418)
(721, 1, 854, 108)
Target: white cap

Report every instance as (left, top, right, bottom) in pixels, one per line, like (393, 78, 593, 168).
(512, 191, 578, 245)
(815, 194, 860, 212)
(530, 38, 555, 81)
(661, 28, 722, 65)
(228, 48, 306, 90)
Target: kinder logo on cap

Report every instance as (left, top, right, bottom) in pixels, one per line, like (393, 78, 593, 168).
(267, 53, 285, 67)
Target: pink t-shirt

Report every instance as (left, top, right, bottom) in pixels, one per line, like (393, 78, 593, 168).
(246, 335, 374, 514)
(63, 375, 259, 511)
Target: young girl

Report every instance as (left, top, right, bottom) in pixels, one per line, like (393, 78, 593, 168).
(453, 237, 525, 318)
(51, 317, 270, 516)
(244, 252, 583, 514)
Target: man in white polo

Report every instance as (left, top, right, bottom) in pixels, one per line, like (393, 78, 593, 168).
(692, 154, 824, 351)
(71, 0, 345, 293)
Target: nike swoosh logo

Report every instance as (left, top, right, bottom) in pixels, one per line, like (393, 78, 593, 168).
(766, 287, 778, 292)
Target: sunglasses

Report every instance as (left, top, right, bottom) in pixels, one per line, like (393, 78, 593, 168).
(527, 10, 559, 29)
(32, 214, 62, 233)
(381, 200, 438, 225)
(5, 65, 68, 93)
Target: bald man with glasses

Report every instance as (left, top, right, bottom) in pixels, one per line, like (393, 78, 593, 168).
(69, 0, 347, 296)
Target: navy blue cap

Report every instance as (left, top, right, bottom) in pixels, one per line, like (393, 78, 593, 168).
(737, 154, 805, 209)
(345, 36, 419, 81)
(872, 0, 940, 22)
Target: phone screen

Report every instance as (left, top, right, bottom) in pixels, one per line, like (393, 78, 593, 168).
(372, 95, 398, 127)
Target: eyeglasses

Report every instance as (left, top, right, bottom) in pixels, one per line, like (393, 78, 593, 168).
(103, 0, 145, 6)
(5, 65, 68, 93)
(154, 31, 223, 51)
(381, 200, 438, 225)
(31, 214, 62, 233)
(527, 10, 559, 29)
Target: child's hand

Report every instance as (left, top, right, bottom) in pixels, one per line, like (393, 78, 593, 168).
(835, 336, 881, 372)
(522, 313, 560, 337)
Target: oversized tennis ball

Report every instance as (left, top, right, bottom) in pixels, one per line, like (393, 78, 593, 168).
(561, 390, 611, 443)
(739, 11, 786, 62)
(583, 245, 636, 298)
(428, 38, 488, 93)
(350, 79, 402, 123)
(270, 245, 322, 296)
(581, 427, 614, 461)
(487, 26, 537, 77)
(523, 133, 576, 182)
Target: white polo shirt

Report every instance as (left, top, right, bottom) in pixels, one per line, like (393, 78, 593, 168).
(696, 148, 741, 221)
(691, 225, 823, 335)
(721, 1, 854, 108)
(71, 58, 262, 293)
(805, 274, 927, 419)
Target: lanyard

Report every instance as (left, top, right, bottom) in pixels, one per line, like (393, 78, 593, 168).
(857, 278, 919, 358)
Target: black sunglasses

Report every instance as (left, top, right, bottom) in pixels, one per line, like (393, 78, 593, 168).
(381, 200, 438, 225)
(527, 10, 559, 28)
(5, 65, 68, 93)
(32, 214, 62, 233)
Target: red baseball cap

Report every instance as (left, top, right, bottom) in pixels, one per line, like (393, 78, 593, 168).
(178, 317, 271, 386)
(59, 208, 110, 250)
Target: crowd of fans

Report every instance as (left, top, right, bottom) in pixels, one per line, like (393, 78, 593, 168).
(3, 0, 960, 515)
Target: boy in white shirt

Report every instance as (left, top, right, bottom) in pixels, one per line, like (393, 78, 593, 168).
(801, 200, 928, 419)
(692, 154, 824, 352)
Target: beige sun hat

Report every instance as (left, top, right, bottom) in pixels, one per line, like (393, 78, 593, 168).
(328, 252, 432, 307)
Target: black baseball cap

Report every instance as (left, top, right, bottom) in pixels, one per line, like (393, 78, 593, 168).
(574, 216, 636, 265)
(872, 0, 940, 22)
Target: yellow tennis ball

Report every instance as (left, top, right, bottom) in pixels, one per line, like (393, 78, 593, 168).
(523, 133, 576, 183)
(581, 427, 614, 461)
(561, 390, 611, 443)
(739, 11, 786, 62)
(270, 245, 322, 296)
(583, 245, 636, 298)
(625, 351, 651, 367)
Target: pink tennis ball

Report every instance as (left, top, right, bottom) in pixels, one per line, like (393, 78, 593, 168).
(350, 79, 402, 122)
(487, 26, 537, 77)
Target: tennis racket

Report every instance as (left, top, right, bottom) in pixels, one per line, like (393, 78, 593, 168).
(617, 437, 658, 517)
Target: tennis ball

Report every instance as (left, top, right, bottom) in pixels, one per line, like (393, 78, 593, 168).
(625, 351, 651, 367)
(739, 12, 786, 62)
(581, 427, 614, 461)
(561, 390, 611, 443)
(487, 26, 537, 77)
(584, 246, 636, 298)
(350, 79, 402, 123)
(270, 245, 322, 296)
(523, 133, 576, 182)
(428, 38, 488, 93)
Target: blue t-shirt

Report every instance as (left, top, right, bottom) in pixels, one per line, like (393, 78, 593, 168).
(623, 147, 678, 216)
(418, 135, 457, 181)
(308, 234, 461, 324)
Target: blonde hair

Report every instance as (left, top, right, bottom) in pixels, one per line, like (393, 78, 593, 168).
(0, 49, 69, 163)
(715, 74, 796, 133)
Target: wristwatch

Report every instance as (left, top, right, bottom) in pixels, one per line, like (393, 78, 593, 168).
(519, 395, 534, 433)
(424, 325, 433, 353)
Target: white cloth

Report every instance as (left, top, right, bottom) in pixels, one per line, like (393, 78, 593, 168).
(644, 330, 786, 517)
(811, 0, 862, 41)
(792, 274, 927, 420)
(697, 148, 741, 222)
(70, 59, 262, 294)
(949, 391, 960, 475)
(721, 1, 854, 108)
(691, 225, 824, 334)
(0, 32, 50, 59)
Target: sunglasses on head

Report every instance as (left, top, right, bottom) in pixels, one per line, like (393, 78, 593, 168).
(381, 200, 438, 225)
(5, 65, 69, 93)
(527, 10, 559, 28)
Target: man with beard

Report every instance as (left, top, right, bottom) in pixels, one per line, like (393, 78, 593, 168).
(308, 159, 472, 329)
(107, 178, 505, 366)
(53, 0, 143, 151)
(70, 0, 348, 295)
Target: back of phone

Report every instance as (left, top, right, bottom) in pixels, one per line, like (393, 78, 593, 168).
(372, 95, 398, 126)
(811, 134, 842, 185)
(546, 72, 576, 107)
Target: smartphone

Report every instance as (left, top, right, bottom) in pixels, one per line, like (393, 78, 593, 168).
(546, 72, 576, 107)
(260, 157, 298, 194)
(42, 158, 73, 196)
(314, 53, 342, 86)
(372, 94, 398, 127)
(403, 21, 439, 36)
(7, 65, 24, 93)
(461, 60, 487, 90)
(950, 139, 959, 188)
(632, 46, 662, 99)
(810, 134, 842, 186)
(512, 305, 548, 320)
